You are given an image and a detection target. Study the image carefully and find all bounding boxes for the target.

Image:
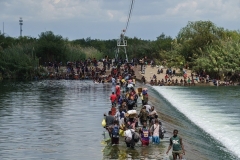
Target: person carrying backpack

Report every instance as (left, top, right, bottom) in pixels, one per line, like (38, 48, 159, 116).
(124, 125, 136, 148)
(111, 120, 120, 145)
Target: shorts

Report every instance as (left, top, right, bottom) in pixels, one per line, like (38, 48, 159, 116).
(141, 139, 149, 146)
(111, 137, 119, 144)
(172, 150, 183, 157)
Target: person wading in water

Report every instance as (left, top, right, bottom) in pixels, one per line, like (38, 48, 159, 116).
(166, 129, 185, 160)
(104, 111, 114, 137)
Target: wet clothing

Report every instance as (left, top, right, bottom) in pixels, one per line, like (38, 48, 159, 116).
(105, 115, 114, 127)
(150, 124, 160, 144)
(139, 109, 148, 125)
(111, 125, 120, 144)
(140, 128, 150, 141)
(111, 137, 119, 144)
(170, 136, 182, 151)
(143, 94, 148, 104)
(111, 107, 116, 116)
(110, 94, 117, 105)
(152, 136, 160, 144)
(115, 85, 120, 96)
(141, 139, 149, 146)
(140, 127, 150, 146)
(124, 129, 136, 148)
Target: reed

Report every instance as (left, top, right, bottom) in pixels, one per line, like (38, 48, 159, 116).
(83, 47, 103, 60)
(0, 43, 39, 79)
(65, 45, 104, 61)
(65, 45, 86, 62)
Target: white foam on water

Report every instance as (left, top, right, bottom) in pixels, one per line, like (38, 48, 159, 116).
(152, 86, 240, 158)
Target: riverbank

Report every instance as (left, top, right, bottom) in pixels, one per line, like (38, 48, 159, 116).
(133, 65, 216, 86)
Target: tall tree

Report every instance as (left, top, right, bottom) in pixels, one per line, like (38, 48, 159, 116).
(177, 21, 226, 61)
(36, 31, 67, 63)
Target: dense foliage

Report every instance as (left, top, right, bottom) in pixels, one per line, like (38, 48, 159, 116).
(0, 20, 240, 81)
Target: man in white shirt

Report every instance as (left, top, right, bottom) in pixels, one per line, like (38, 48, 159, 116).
(115, 108, 125, 126)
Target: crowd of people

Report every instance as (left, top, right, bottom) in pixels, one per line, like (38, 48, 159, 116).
(102, 62, 186, 159)
(102, 62, 164, 147)
(146, 66, 237, 87)
(44, 58, 186, 159)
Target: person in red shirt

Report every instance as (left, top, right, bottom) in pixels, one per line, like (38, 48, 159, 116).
(115, 83, 121, 100)
(110, 92, 117, 106)
(111, 105, 117, 116)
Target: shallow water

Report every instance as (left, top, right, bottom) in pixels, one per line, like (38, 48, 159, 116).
(0, 80, 110, 160)
(0, 80, 167, 160)
(0, 80, 239, 160)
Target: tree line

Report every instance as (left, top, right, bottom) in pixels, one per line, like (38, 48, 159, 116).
(0, 20, 240, 81)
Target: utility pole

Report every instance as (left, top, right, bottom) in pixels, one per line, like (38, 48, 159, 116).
(19, 17, 23, 37)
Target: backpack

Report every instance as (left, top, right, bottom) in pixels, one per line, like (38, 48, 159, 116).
(159, 126, 165, 139)
(131, 131, 140, 143)
(120, 111, 125, 119)
(112, 126, 119, 138)
(141, 111, 148, 120)
(134, 94, 138, 100)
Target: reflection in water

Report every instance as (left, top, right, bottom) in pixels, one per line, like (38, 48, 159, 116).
(0, 80, 115, 160)
(102, 138, 166, 160)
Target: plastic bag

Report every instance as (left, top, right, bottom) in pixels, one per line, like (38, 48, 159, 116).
(119, 129, 124, 136)
(101, 118, 106, 127)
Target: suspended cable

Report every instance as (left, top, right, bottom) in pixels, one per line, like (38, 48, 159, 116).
(124, 0, 135, 35)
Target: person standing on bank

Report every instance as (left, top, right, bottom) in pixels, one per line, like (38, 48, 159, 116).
(166, 129, 185, 160)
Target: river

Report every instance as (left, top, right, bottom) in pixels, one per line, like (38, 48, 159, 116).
(0, 80, 239, 159)
(151, 85, 240, 160)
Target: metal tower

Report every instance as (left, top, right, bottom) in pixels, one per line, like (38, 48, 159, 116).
(19, 17, 23, 37)
(116, 30, 128, 62)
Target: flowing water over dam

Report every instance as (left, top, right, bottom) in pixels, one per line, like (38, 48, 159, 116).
(0, 80, 238, 159)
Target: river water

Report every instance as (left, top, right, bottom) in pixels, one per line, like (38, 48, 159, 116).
(151, 85, 240, 160)
(0, 80, 239, 159)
